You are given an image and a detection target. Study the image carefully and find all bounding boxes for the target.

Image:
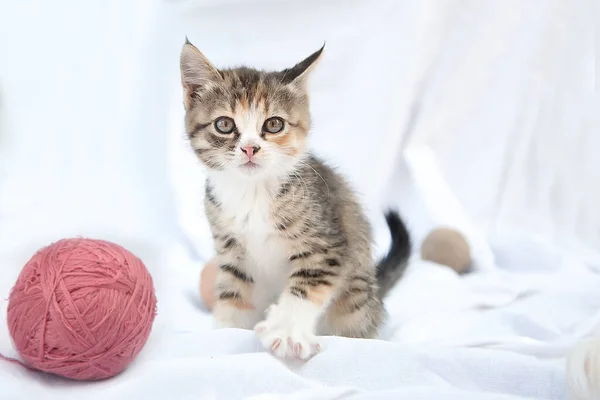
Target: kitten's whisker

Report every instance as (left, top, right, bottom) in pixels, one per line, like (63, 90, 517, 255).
(267, 162, 309, 210)
(278, 153, 329, 199)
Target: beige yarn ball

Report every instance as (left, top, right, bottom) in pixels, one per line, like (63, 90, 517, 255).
(200, 259, 217, 311)
(421, 228, 472, 274)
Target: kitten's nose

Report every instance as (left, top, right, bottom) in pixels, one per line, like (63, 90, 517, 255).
(240, 145, 260, 161)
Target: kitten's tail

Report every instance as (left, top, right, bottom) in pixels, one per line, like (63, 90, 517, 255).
(375, 211, 412, 299)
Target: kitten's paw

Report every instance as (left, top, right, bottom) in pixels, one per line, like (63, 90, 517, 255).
(213, 302, 259, 329)
(254, 304, 321, 360)
(214, 315, 236, 329)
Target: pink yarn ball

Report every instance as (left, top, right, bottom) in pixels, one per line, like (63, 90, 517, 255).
(6, 238, 157, 380)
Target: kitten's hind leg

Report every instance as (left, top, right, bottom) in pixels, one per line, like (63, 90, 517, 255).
(323, 275, 386, 339)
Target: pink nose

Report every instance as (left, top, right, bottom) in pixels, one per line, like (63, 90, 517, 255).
(241, 145, 260, 161)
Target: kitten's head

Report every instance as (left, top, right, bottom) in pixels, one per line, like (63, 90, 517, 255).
(180, 39, 323, 179)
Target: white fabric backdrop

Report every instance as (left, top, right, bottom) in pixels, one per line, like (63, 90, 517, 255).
(0, 0, 597, 399)
(397, 0, 598, 266)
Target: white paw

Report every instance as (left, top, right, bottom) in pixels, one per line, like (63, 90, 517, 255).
(254, 303, 321, 360)
(213, 303, 259, 329)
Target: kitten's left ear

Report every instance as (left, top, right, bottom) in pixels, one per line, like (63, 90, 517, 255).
(281, 43, 325, 86)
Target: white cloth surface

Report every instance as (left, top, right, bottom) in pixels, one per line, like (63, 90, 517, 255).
(0, 0, 597, 399)
(4, 241, 598, 400)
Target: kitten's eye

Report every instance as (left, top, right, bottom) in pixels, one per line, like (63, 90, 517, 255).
(263, 117, 285, 134)
(215, 117, 236, 134)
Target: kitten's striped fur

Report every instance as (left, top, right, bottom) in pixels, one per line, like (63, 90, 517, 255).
(181, 40, 411, 359)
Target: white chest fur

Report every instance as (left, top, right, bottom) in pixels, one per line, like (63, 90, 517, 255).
(209, 173, 290, 309)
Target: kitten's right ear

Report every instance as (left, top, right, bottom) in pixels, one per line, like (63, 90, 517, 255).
(180, 39, 222, 105)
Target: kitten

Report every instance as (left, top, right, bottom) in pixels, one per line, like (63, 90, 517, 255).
(180, 40, 411, 359)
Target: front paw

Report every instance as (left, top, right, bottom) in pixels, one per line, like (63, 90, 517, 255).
(254, 304, 321, 360)
(213, 307, 238, 329)
(213, 302, 258, 329)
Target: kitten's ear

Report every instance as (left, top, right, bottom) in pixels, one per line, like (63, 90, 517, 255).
(281, 44, 325, 86)
(180, 39, 222, 102)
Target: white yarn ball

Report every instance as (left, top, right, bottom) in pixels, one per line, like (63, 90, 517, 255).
(566, 337, 600, 400)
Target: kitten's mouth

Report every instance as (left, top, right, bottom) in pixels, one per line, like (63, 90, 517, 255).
(240, 161, 260, 170)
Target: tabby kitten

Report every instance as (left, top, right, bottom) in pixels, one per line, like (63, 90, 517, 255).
(180, 40, 411, 360)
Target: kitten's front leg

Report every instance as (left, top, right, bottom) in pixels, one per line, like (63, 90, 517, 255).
(211, 237, 258, 329)
(255, 251, 342, 359)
